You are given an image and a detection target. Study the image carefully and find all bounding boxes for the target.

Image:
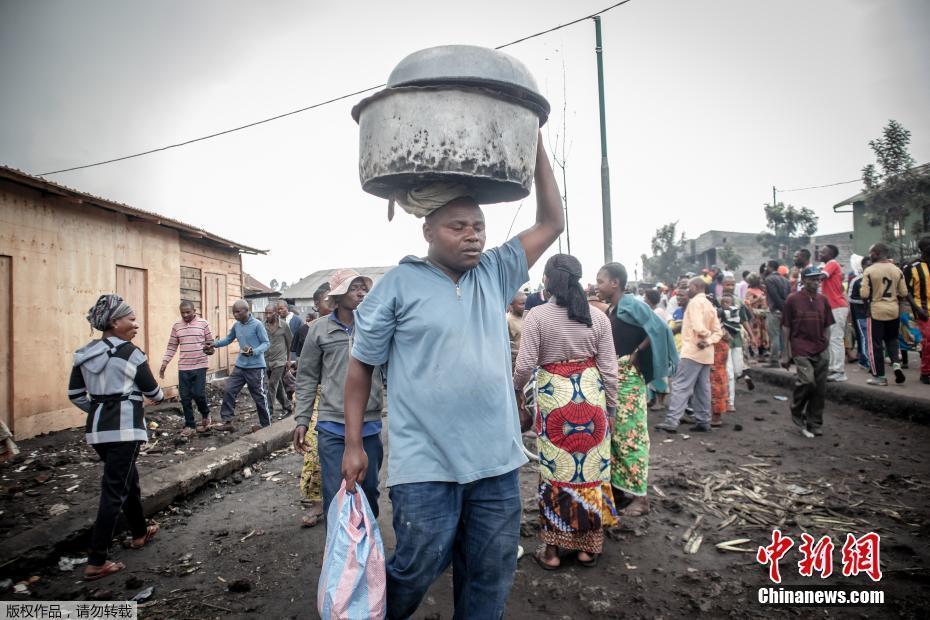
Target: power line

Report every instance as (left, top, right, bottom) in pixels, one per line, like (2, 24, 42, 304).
(776, 178, 861, 193)
(40, 0, 634, 177)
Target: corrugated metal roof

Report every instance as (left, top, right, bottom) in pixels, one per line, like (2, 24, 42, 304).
(243, 272, 278, 296)
(282, 266, 396, 300)
(0, 165, 266, 254)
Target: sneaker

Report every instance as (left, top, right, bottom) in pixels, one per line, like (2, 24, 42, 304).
(690, 423, 711, 432)
(213, 422, 236, 432)
(800, 428, 815, 438)
(811, 427, 823, 437)
(867, 377, 888, 386)
(681, 414, 696, 425)
(893, 363, 906, 384)
(654, 422, 679, 434)
(921, 375, 930, 385)
(744, 375, 755, 391)
(827, 373, 848, 383)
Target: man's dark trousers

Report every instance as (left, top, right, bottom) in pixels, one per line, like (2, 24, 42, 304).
(178, 368, 209, 428)
(219, 366, 271, 427)
(791, 350, 828, 431)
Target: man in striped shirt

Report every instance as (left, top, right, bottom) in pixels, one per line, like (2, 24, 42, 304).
(905, 236, 930, 384)
(161, 301, 214, 436)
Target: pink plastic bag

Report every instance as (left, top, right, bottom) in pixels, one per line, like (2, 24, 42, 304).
(317, 482, 386, 619)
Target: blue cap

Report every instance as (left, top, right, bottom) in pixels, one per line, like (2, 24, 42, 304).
(801, 266, 826, 279)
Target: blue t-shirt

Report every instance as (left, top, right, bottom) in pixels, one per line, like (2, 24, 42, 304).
(352, 237, 529, 486)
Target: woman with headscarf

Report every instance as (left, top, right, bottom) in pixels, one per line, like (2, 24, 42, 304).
(68, 294, 164, 580)
(596, 263, 678, 517)
(743, 274, 769, 360)
(513, 254, 618, 570)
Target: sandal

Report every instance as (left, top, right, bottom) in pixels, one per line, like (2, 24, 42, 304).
(533, 550, 560, 571)
(577, 552, 600, 567)
(83, 560, 125, 581)
(301, 512, 323, 528)
(197, 417, 213, 433)
(129, 523, 159, 549)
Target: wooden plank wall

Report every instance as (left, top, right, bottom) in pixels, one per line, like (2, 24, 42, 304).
(0, 181, 181, 439)
(177, 238, 242, 375)
(180, 266, 202, 310)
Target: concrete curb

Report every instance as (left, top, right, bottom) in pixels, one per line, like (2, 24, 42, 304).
(0, 417, 294, 578)
(750, 367, 930, 424)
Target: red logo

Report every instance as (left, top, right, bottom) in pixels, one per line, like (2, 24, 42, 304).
(797, 533, 835, 578)
(841, 532, 882, 582)
(756, 529, 794, 584)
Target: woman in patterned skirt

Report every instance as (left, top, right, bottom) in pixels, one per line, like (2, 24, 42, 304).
(596, 263, 678, 518)
(514, 254, 618, 570)
(743, 274, 769, 359)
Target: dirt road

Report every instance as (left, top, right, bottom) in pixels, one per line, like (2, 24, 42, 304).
(3, 381, 929, 618)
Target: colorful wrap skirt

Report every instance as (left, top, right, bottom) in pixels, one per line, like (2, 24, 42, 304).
(711, 341, 730, 415)
(535, 358, 617, 554)
(611, 357, 650, 496)
(299, 387, 322, 502)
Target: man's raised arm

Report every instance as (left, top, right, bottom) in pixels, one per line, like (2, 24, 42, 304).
(518, 131, 565, 269)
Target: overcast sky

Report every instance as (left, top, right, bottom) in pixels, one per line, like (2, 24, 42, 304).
(2, 0, 928, 290)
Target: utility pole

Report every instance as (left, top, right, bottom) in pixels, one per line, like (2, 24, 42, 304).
(772, 185, 777, 207)
(594, 16, 612, 263)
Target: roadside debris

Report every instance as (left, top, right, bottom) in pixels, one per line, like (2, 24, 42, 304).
(132, 586, 155, 602)
(58, 556, 88, 571)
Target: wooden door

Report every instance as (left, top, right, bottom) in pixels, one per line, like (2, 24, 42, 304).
(204, 273, 228, 373)
(0, 257, 11, 432)
(116, 266, 148, 353)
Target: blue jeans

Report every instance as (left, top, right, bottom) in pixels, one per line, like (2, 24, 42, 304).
(386, 469, 521, 620)
(178, 368, 209, 428)
(317, 427, 383, 520)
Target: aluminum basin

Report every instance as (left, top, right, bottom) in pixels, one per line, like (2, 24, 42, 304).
(353, 85, 541, 204)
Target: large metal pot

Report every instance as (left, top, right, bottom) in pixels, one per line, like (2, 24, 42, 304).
(352, 45, 549, 204)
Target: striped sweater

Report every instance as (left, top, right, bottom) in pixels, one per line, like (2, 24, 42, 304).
(162, 317, 213, 370)
(69, 337, 164, 444)
(512, 301, 619, 409)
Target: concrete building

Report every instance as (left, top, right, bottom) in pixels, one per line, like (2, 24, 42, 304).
(833, 162, 930, 258)
(0, 166, 264, 439)
(684, 229, 855, 274)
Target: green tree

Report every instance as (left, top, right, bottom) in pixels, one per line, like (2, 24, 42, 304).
(718, 243, 742, 271)
(861, 120, 930, 258)
(757, 202, 818, 261)
(641, 221, 697, 285)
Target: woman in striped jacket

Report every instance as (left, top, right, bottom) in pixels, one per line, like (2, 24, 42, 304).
(69, 294, 164, 580)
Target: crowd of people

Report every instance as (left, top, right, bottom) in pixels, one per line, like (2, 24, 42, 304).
(64, 139, 930, 614)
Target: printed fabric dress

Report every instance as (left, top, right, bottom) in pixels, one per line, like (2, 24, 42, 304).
(611, 357, 650, 496)
(536, 358, 617, 553)
(711, 340, 730, 415)
(743, 287, 769, 356)
(299, 386, 322, 502)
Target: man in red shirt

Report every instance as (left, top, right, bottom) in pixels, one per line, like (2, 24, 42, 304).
(819, 244, 849, 382)
(782, 267, 835, 438)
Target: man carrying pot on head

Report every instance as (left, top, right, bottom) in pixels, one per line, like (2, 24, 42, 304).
(342, 131, 564, 619)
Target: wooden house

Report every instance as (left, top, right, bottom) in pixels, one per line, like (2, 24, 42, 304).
(0, 166, 265, 439)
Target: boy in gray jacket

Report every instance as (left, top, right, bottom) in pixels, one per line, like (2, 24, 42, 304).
(292, 269, 384, 519)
